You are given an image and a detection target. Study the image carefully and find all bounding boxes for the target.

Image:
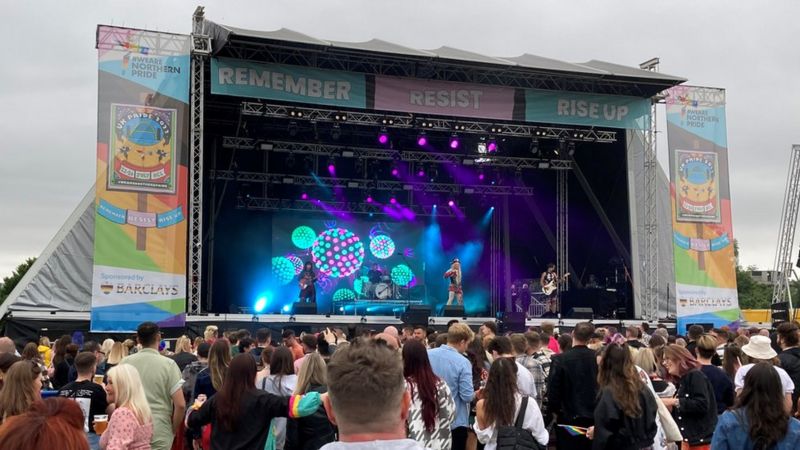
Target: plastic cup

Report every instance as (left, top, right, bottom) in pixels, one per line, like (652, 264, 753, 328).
(93, 415, 109, 435)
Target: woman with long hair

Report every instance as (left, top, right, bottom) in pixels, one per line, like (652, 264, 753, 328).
(187, 354, 322, 450)
(402, 340, 456, 450)
(0, 397, 89, 450)
(722, 344, 744, 381)
(634, 347, 674, 398)
(0, 353, 21, 390)
(100, 364, 153, 450)
(661, 344, 718, 449)
(444, 258, 463, 306)
(51, 335, 72, 389)
(0, 360, 42, 422)
(474, 358, 548, 449)
(193, 339, 231, 400)
(170, 335, 197, 372)
(590, 344, 657, 449)
(711, 362, 800, 449)
(260, 346, 297, 450)
(288, 353, 336, 450)
(21, 342, 51, 390)
(105, 342, 129, 371)
(37, 336, 52, 368)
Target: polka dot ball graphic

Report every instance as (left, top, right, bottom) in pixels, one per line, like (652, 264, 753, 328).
(369, 234, 396, 259)
(391, 264, 414, 287)
(333, 288, 356, 302)
(292, 226, 317, 249)
(271, 256, 296, 285)
(311, 227, 365, 278)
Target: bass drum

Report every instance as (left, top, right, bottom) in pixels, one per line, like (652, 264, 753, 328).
(375, 282, 392, 300)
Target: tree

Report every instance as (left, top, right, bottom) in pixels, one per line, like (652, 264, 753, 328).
(0, 257, 36, 304)
(733, 240, 772, 309)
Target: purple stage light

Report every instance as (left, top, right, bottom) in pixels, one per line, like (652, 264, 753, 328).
(417, 169, 425, 177)
(487, 140, 498, 152)
(417, 134, 428, 146)
(448, 200, 455, 206)
(391, 168, 399, 177)
(328, 164, 336, 174)
(301, 193, 309, 200)
(390, 197, 397, 204)
(478, 173, 485, 181)
(449, 136, 460, 149)
(366, 196, 373, 203)
(378, 133, 389, 145)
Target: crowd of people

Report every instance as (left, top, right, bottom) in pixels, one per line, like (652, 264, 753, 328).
(0, 319, 800, 449)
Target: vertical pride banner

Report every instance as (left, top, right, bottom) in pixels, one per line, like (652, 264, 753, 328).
(91, 27, 190, 331)
(666, 86, 739, 334)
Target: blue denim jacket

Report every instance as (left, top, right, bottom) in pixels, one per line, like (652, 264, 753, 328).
(427, 345, 474, 429)
(711, 410, 800, 450)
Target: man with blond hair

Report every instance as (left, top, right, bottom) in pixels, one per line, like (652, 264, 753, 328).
(322, 338, 425, 450)
(427, 323, 475, 450)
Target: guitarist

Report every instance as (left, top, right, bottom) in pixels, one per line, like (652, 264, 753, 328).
(298, 261, 318, 303)
(540, 263, 568, 316)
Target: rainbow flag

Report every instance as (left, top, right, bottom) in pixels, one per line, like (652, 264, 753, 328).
(558, 424, 588, 437)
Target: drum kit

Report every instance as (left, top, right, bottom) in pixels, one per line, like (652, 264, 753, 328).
(358, 265, 401, 300)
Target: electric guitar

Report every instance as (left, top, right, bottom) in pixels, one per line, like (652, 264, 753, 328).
(542, 273, 570, 296)
(299, 274, 317, 290)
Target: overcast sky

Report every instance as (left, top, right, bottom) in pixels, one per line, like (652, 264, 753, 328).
(2, 0, 799, 281)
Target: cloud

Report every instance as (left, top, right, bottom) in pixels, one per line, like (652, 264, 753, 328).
(1, 0, 798, 279)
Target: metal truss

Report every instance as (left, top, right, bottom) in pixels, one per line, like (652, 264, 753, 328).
(236, 197, 457, 217)
(240, 102, 617, 143)
(213, 34, 669, 97)
(221, 138, 573, 170)
(210, 170, 535, 196)
(667, 85, 726, 108)
(772, 145, 800, 313)
(640, 58, 660, 320)
(96, 24, 190, 55)
(188, 7, 211, 315)
(556, 170, 569, 295)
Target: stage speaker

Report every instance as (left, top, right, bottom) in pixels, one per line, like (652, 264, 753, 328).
(442, 305, 466, 318)
(567, 307, 594, 320)
(496, 311, 526, 333)
(401, 305, 431, 325)
(292, 302, 317, 315)
(772, 302, 790, 323)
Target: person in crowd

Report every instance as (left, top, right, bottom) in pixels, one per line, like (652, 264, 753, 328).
(120, 322, 185, 450)
(626, 325, 645, 349)
(203, 325, 218, 344)
(589, 343, 657, 450)
(776, 321, 800, 414)
(260, 346, 298, 450)
(169, 336, 197, 372)
(252, 327, 273, 361)
(548, 322, 598, 450)
(402, 340, 455, 449)
(412, 325, 428, 344)
(122, 339, 136, 355)
(400, 326, 415, 345)
(228, 330, 241, 356)
(100, 338, 114, 360)
(320, 338, 425, 450)
(21, 341, 51, 389)
(282, 329, 305, 360)
(733, 334, 750, 348)
(722, 343, 744, 381)
(541, 321, 561, 355)
(68, 341, 100, 383)
(428, 323, 475, 450)
(0, 397, 89, 450)
(675, 337, 687, 347)
(735, 334, 795, 412)
(37, 336, 53, 368)
(480, 321, 497, 340)
(558, 333, 573, 353)
(289, 352, 336, 450)
(513, 333, 547, 408)
(294, 334, 318, 373)
(486, 336, 537, 399)
(235, 337, 253, 356)
(709, 328, 729, 364)
(474, 358, 549, 449)
(0, 353, 21, 390)
(640, 322, 652, 345)
(52, 335, 73, 389)
(256, 344, 274, 384)
(685, 324, 705, 357)
(181, 342, 210, 404)
(711, 362, 800, 449)
(695, 335, 735, 413)
(661, 344, 717, 449)
(0, 337, 17, 356)
(633, 347, 675, 398)
(0, 360, 42, 422)
(58, 352, 112, 448)
(100, 364, 153, 450)
(188, 353, 321, 450)
(374, 331, 401, 351)
(105, 342, 128, 377)
(193, 339, 231, 401)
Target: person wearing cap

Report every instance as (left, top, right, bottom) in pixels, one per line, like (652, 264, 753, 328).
(734, 334, 795, 413)
(444, 258, 463, 306)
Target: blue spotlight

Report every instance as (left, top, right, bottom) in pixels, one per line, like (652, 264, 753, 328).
(282, 304, 291, 313)
(254, 296, 268, 313)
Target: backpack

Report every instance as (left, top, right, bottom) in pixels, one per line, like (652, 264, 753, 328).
(496, 396, 547, 450)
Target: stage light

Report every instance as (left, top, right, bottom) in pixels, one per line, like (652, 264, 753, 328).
(530, 139, 540, 155)
(417, 168, 425, 177)
(366, 195, 373, 203)
(381, 117, 395, 125)
(391, 164, 399, 177)
(449, 134, 460, 150)
(301, 192, 309, 200)
(378, 128, 390, 145)
(254, 296, 267, 313)
(289, 110, 304, 118)
(477, 142, 487, 154)
(417, 133, 428, 147)
(568, 142, 576, 156)
(390, 197, 397, 204)
(334, 113, 347, 121)
(288, 121, 299, 137)
(487, 139, 498, 153)
(282, 304, 291, 313)
(331, 124, 342, 140)
(448, 200, 455, 206)
(328, 163, 336, 174)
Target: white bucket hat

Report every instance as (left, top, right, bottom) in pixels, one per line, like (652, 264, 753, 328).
(741, 335, 777, 360)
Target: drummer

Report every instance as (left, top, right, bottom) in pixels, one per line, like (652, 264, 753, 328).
(367, 263, 383, 284)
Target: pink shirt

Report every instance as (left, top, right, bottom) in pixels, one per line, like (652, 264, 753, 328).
(547, 336, 561, 354)
(99, 406, 153, 450)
